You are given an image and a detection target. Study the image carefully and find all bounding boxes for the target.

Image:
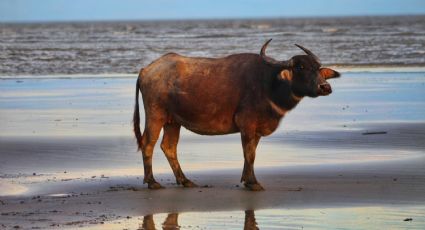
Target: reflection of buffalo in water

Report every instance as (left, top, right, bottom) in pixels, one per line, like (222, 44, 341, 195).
(141, 213, 179, 230)
(244, 210, 259, 230)
(139, 210, 259, 230)
(134, 39, 340, 190)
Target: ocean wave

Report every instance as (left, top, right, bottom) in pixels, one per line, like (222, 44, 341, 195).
(1, 16, 424, 76)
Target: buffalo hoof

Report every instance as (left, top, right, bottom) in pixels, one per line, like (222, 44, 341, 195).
(182, 180, 198, 188)
(244, 183, 264, 191)
(148, 181, 164, 190)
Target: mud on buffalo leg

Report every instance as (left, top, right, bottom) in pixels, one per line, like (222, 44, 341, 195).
(160, 122, 197, 187)
(141, 116, 165, 189)
(240, 132, 264, 191)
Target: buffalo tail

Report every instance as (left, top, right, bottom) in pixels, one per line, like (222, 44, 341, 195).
(133, 70, 143, 151)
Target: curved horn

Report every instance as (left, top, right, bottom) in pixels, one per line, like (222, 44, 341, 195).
(260, 39, 290, 68)
(294, 44, 321, 64)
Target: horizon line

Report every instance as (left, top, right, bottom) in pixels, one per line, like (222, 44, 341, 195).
(1, 13, 424, 24)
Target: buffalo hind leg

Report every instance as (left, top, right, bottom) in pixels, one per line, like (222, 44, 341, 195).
(240, 133, 263, 191)
(160, 122, 197, 187)
(141, 117, 165, 189)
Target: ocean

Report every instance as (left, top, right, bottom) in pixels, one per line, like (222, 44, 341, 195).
(1, 15, 424, 76)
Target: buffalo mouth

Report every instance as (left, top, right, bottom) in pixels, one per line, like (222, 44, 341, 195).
(318, 83, 332, 96)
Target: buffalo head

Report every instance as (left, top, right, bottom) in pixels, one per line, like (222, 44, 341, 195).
(260, 39, 340, 98)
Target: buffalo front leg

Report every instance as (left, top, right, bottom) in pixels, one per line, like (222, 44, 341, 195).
(240, 133, 263, 191)
(141, 118, 164, 189)
(160, 123, 197, 187)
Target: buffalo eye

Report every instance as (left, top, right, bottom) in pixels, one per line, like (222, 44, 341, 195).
(294, 64, 304, 71)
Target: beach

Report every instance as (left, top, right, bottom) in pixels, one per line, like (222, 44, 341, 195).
(1, 70, 424, 229)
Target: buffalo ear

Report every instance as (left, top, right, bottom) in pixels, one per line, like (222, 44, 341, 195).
(320, 68, 340, 79)
(279, 69, 293, 81)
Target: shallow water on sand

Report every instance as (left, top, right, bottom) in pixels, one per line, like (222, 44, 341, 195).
(91, 206, 425, 230)
(0, 71, 424, 176)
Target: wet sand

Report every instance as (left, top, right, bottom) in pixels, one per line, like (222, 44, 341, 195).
(1, 71, 425, 228)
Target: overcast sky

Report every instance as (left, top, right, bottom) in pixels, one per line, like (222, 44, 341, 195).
(1, 0, 424, 22)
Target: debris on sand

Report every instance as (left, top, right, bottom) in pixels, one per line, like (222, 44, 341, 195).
(404, 218, 413, 221)
(107, 185, 139, 192)
(288, 187, 303, 192)
(362, 131, 387, 135)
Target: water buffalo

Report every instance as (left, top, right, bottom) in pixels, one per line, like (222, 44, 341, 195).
(133, 39, 340, 191)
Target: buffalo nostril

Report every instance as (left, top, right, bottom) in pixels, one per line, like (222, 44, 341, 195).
(319, 84, 332, 93)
